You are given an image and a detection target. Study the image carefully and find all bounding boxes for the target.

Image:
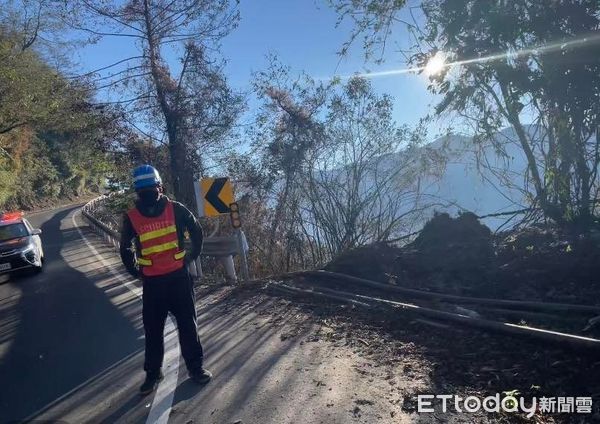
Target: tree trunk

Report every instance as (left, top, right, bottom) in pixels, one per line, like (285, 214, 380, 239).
(267, 175, 292, 267)
(498, 80, 562, 223)
(142, 0, 194, 208)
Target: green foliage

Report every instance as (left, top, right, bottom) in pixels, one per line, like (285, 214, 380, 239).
(333, 0, 600, 225)
(0, 32, 86, 136)
(415, 0, 600, 224)
(0, 30, 127, 209)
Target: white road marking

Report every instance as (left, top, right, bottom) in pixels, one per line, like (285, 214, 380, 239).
(71, 209, 180, 424)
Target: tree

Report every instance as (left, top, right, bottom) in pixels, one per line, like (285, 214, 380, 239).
(303, 77, 430, 257)
(0, 0, 78, 57)
(249, 58, 331, 269)
(331, 0, 600, 226)
(233, 65, 439, 273)
(0, 30, 87, 138)
(0, 26, 132, 208)
(64, 0, 244, 208)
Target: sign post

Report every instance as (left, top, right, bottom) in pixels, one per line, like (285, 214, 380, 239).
(191, 180, 204, 278)
(229, 202, 250, 282)
(193, 178, 250, 282)
(236, 229, 249, 282)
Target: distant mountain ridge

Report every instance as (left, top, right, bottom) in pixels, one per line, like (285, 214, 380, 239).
(393, 126, 538, 230)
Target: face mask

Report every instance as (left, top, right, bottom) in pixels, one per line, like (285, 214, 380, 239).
(137, 189, 160, 206)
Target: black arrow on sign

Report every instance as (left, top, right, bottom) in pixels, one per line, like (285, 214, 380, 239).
(205, 177, 230, 213)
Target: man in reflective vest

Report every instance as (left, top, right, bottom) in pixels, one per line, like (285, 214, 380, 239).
(120, 164, 212, 395)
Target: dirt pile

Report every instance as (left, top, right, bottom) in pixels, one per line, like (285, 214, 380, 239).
(324, 242, 401, 282)
(326, 212, 495, 292)
(494, 224, 600, 303)
(324, 213, 600, 303)
(397, 212, 494, 287)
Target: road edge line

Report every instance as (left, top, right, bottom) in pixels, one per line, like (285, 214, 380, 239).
(71, 209, 180, 424)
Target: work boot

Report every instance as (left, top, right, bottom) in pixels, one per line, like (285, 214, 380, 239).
(189, 368, 212, 384)
(139, 371, 164, 395)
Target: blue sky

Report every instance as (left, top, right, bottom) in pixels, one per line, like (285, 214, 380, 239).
(221, 0, 437, 128)
(74, 0, 440, 136)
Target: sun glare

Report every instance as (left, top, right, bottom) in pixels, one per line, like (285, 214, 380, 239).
(425, 53, 446, 76)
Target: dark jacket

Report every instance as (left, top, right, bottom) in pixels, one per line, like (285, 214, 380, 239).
(119, 195, 203, 279)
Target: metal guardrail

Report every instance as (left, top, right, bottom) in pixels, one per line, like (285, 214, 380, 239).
(82, 196, 121, 249)
(202, 236, 239, 257)
(82, 196, 240, 256)
(80, 196, 243, 279)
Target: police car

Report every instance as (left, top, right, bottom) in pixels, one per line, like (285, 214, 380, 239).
(0, 212, 44, 274)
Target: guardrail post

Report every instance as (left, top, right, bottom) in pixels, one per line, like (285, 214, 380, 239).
(220, 255, 237, 283)
(188, 257, 203, 279)
(236, 229, 250, 282)
(194, 258, 202, 278)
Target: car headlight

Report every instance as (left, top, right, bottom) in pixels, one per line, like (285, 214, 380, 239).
(19, 243, 36, 255)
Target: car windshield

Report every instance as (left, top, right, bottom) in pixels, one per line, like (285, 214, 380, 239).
(0, 223, 28, 242)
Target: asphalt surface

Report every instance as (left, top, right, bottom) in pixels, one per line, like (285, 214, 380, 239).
(0, 205, 144, 423)
(0, 205, 424, 424)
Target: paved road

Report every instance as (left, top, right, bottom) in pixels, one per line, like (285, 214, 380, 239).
(0, 205, 421, 424)
(0, 205, 145, 422)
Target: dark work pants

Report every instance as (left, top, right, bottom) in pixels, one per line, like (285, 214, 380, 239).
(142, 268, 204, 377)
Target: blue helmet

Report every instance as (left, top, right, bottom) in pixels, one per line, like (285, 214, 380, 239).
(132, 164, 162, 190)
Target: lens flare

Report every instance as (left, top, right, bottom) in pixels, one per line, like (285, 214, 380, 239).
(323, 33, 600, 82)
(425, 53, 446, 76)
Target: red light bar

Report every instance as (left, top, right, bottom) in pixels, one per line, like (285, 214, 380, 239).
(1, 211, 24, 222)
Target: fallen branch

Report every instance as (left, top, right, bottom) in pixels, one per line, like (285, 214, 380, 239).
(271, 281, 600, 351)
(269, 283, 373, 308)
(476, 208, 535, 219)
(477, 307, 582, 323)
(297, 270, 600, 314)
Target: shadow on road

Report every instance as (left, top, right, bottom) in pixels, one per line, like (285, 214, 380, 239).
(0, 206, 143, 422)
(2, 206, 375, 424)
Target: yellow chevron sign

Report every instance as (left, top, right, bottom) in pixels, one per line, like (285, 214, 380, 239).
(199, 177, 235, 217)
